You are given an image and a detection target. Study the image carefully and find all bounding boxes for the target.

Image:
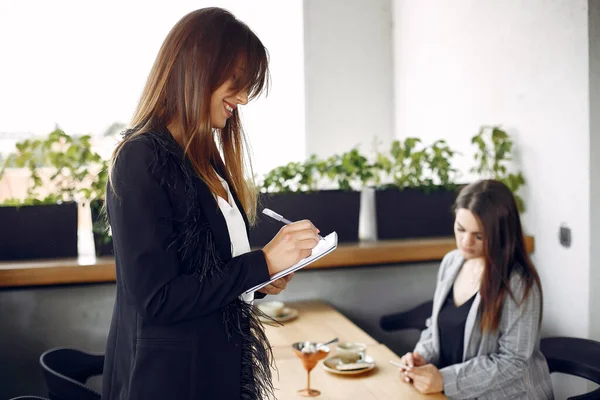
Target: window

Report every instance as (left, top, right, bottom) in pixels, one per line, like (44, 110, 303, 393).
(0, 0, 305, 177)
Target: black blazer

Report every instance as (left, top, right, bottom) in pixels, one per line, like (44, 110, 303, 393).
(101, 131, 273, 400)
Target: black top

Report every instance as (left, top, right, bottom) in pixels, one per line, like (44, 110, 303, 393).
(102, 131, 273, 400)
(438, 285, 476, 369)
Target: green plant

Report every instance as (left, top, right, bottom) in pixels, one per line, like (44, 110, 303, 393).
(90, 158, 111, 251)
(0, 128, 108, 206)
(322, 148, 376, 191)
(0, 127, 113, 255)
(90, 197, 112, 251)
(260, 154, 324, 193)
(258, 138, 458, 194)
(259, 147, 378, 193)
(375, 138, 458, 192)
(376, 137, 426, 189)
(427, 139, 459, 189)
(470, 125, 526, 211)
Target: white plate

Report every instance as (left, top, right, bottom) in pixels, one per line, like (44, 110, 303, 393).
(322, 355, 376, 375)
(258, 307, 299, 323)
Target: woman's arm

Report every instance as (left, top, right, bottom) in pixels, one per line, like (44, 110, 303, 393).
(439, 276, 542, 398)
(108, 138, 270, 324)
(413, 316, 437, 364)
(413, 251, 457, 364)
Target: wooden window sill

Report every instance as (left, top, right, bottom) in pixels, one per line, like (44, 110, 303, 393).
(0, 236, 534, 288)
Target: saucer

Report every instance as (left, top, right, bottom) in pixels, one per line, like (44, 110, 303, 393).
(258, 307, 299, 323)
(322, 355, 376, 375)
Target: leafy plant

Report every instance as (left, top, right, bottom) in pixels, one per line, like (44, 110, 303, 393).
(470, 125, 526, 211)
(322, 148, 376, 191)
(376, 138, 458, 192)
(259, 148, 377, 193)
(378, 137, 427, 188)
(0, 127, 113, 255)
(90, 197, 112, 253)
(427, 139, 459, 189)
(90, 159, 111, 252)
(260, 154, 324, 193)
(0, 128, 108, 206)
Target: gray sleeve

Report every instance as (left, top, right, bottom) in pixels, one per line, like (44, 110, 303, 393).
(413, 251, 456, 364)
(440, 275, 542, 398)
(414, 316, 437, 364)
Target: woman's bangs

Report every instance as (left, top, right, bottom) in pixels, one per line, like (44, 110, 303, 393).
(233, 40, 269, 100)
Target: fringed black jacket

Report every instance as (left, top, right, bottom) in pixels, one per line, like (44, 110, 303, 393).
(101, 130, 274, 400)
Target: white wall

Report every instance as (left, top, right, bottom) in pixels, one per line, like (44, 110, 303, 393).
(303, 0, 394, 159)
(589, 0, 600, 341)
(393, 0, 593, 396)
(394, 0, 590, 335)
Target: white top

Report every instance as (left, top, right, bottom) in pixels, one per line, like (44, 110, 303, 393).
(214, 172, 254, 303)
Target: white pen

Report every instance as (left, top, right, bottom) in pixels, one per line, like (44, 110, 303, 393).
(262, 208, 324, 240)
(389, 360, 412, 370)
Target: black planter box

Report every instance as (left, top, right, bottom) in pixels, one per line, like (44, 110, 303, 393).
(90, 199, 113, 257)
(375, 187, 459, 240)
(248, 190, 361, 247)
(0, 202, 79, 260)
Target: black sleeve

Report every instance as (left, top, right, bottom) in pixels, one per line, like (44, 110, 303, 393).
(107, 138, 270, 324)
(254, 291, 267, 300)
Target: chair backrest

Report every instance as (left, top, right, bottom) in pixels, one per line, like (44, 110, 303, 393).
(540, 336, 600, 400)
(39, 347, 104, 400)
(380, 300, 433, 332)
(9, 397, 51, 400)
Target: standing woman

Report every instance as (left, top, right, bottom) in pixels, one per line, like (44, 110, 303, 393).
(398, 180, 554, 399)
(102, 8, 320, 400)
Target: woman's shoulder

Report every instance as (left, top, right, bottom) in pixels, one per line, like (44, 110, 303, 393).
(112, 135, 155, 180)
(437, 249, 463, 280)
(120, 129, 179, 157)
(116, 130, 182, 170)
(111, 131, 187, 193)
(504, 266, 542, 309)
(442, 249, 462, 264)
(118, 132, 153, 157)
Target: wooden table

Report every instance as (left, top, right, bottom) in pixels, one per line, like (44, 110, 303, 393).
(263, 301, 446, 399)
(269, 344, 446, 400)
(262, 300, 377, 347)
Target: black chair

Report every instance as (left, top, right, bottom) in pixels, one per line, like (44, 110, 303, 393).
(541, 337, 600, 400)
(380, 300, 433, 332)
(9, 397, 51, 400)
(39, 347, 104, 400)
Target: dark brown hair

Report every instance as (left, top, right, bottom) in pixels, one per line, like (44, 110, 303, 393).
(110, 7, 270, 221)
(454, 179, 542, 332)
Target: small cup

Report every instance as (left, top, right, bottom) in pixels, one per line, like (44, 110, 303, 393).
(258, 301, 286, 318)
(336, 341, 367, 363)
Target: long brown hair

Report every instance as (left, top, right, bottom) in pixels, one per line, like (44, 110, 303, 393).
(454, 179, 542, 332)
(109, 7, 270, 221)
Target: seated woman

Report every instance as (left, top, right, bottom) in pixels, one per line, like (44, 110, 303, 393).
(398, 179, 554, 399)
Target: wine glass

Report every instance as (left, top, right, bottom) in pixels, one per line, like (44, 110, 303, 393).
(292, 341, 330, 397)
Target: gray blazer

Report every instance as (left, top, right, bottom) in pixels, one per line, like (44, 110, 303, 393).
(413, 250, 554, 400)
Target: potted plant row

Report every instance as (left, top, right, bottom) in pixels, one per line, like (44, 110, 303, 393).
(375, 125, 525, 240)
(250, 124, 526, 245)
(249, 149, 372, 247)
(373, 137, 460, 240)
(0, 124, 524, 260)
(0, 128, 111, 261)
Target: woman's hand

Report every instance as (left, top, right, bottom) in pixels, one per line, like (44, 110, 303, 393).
(262, 220, 320, 276)
(404, 364, 444, 394)
(398, 352, 427, 383)
(399, 351, 427, 369)
(257, 273, 294, 295)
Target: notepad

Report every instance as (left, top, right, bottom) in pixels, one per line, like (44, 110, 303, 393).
(245, 232, 338, 294)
